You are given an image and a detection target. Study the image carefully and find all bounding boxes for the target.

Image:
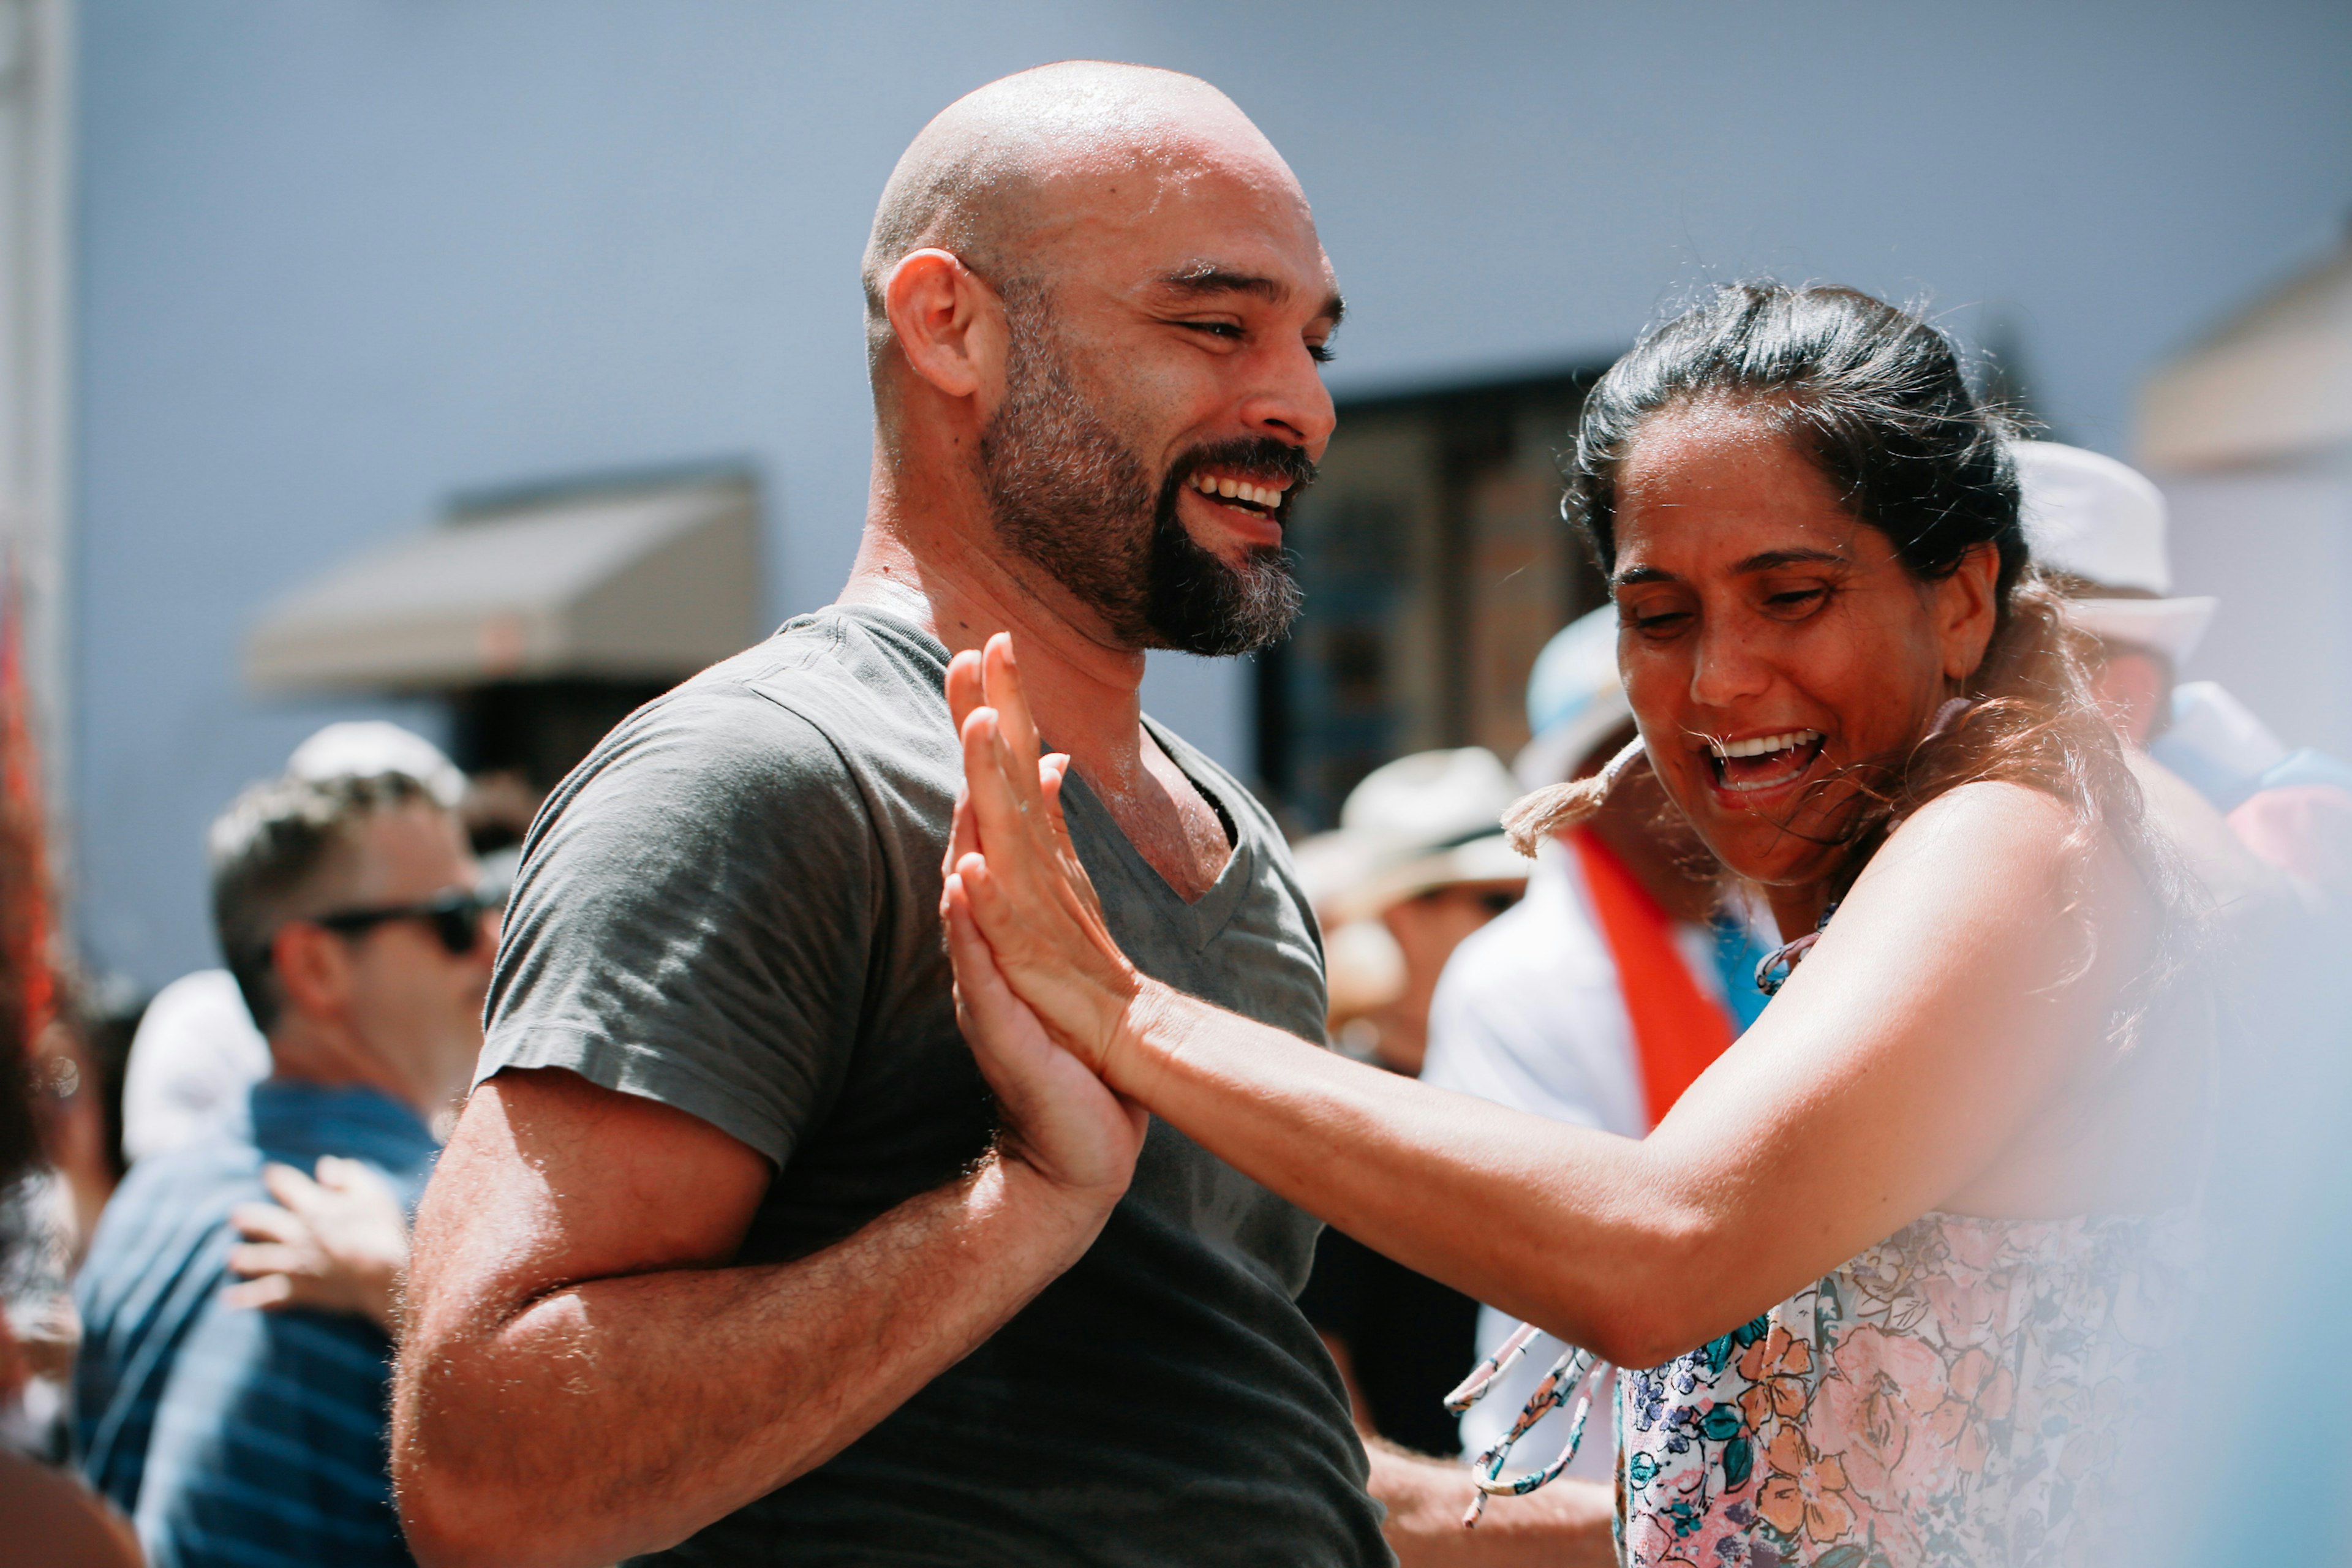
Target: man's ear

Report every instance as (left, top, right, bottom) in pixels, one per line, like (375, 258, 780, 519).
(883, 248, 1009, 410)
(1936, 540, 2003, 682)
(272, 921, 352, 1025)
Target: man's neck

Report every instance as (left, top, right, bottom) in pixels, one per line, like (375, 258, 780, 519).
(265, 1019, 423, 1117)
(842, 454, 1155, 801)
(839, 442, 1234, 903)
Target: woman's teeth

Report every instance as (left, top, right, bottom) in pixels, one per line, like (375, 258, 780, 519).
(1189, 472, 1284, 510)
(1707, 729, 1822, 761)
(1706, 729, 1825, 794)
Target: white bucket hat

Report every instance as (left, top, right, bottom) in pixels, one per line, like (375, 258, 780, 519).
(2012, 440, 2216, 662)
(1292, 747, 1527, 926)
(1512, 605, 1634, 790)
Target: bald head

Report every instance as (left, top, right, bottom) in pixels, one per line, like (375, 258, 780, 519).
(862, 62, 1307, 372)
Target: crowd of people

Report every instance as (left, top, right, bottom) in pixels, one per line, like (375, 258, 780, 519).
(5, 58, 2350, 1568)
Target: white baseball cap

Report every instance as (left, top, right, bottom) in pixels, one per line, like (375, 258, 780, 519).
(1513, 605, 1634, 790)
(2013, 440, 2216, 661)
(1293, 747, 1527, 925)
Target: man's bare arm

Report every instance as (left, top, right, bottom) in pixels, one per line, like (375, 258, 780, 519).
(1366, 1442, 1616, 1568)
(393, 1067, 1129, 1568)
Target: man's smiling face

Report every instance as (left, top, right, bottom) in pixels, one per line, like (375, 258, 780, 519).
(974, 138, 1343, 655)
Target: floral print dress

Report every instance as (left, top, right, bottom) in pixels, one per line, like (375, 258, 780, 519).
(1616, 1208, 2195, 1567)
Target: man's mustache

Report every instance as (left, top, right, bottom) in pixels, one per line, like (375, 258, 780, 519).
(1165, 437, 1320, 504)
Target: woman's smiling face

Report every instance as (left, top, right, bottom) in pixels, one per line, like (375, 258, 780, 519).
(1610, 400, 1999, 893)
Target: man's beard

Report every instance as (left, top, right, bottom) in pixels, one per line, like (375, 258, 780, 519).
(978, 305, 1311, 657)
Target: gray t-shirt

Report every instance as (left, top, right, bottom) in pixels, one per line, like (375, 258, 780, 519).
(480, 604, 1388, 1567)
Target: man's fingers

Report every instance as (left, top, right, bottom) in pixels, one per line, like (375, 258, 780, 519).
(260, 1161, 321, 1211)
(314, 1155, 364, 1192)
(981, 633, 1041, 769)
(264, 1161, 345, 1226)
(944, 881, 1019, 1024)
(946, 649, 986, 735)
(945, 788, 978, 883)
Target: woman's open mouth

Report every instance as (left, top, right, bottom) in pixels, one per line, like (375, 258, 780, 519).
(1704, 729, 1826, 795)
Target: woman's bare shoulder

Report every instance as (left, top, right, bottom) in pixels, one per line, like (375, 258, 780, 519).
(1875, 779, 2079, 887)
(1864, 778, 2152, 950)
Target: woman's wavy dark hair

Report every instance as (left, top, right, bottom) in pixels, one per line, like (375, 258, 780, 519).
(1513, 282, 2181, 997)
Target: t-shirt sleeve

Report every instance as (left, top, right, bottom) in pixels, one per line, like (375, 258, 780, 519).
(476, 687, 881, 1166)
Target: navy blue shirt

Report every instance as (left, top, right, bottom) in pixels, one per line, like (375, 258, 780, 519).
(74, 1080, 437, 1568)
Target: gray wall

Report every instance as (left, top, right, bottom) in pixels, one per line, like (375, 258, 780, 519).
(72, 0, 2352, 986)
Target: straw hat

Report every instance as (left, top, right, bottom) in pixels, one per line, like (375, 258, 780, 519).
(1293, 747, 1527, 927)
(2013, 440, 2216, 661)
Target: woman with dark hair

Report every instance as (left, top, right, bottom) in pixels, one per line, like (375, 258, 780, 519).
(942, 284, 2204, 1564)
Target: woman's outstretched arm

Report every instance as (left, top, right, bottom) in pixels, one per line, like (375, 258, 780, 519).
(942, 636, 2153, 1366)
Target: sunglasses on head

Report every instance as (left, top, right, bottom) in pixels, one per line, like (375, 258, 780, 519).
(311, 888, 492, 956)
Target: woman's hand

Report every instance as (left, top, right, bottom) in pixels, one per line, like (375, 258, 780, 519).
(940, 633, 1152, 1205)
(941, 635, 1152, 1085)
(944, 885, 1149, 1204)
(225, 1155, 410, 1335)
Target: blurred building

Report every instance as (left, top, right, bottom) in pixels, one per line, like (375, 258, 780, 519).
(2144, 229, 2352, 755)
(23, 0, 2351, 987)
(1264, 369, 1605, 829)
(0, 0, 70, 820)
(243, 467, 761, 799)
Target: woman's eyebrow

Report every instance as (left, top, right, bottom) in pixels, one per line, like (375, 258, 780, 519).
(1734, 548, 1848, 573)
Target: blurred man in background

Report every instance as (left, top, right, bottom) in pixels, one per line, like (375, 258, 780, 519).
(74, 769, 491, 1568)
(1419, 606, 1769, 1486)
(1300, 747, 1529, 1075)
(2015, 439, 2352, 902)
(118, 723, 473, 1164)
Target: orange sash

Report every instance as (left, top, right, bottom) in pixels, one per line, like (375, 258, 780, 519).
(1569, 831, 1733, 1129)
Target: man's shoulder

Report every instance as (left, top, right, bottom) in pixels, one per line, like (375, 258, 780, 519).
(75, 1139, 257, 1333)
(555, 608, 956, 817)
(92, 1137, 258, 1242)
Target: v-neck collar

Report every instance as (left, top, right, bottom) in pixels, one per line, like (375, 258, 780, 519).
(1058, 720, 1256, 952)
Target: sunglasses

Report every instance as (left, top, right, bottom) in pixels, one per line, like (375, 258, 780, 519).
(311, 888, 493, 956)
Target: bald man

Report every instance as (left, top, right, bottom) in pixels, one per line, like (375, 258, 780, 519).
(394, 65, 1387, 1567)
